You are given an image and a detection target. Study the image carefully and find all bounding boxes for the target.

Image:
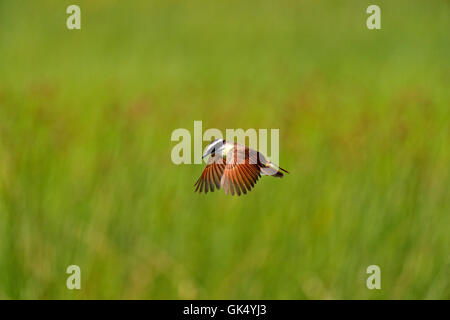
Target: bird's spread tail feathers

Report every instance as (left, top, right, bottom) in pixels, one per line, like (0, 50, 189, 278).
(261, 163, 289, 178)
(279, 166, 289, 174)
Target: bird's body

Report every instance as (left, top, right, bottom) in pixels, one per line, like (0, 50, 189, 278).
(194, 139, 289, 195)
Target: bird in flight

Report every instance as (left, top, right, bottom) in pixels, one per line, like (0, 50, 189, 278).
(194, 139, 289, 195)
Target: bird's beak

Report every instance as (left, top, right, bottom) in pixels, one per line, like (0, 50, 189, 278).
(202, 147, 215, 159)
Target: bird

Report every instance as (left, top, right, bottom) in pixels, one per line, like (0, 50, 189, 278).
(194, 139, 289, 195)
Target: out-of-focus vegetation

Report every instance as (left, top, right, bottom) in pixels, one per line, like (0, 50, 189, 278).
(0, 0, 448, 299)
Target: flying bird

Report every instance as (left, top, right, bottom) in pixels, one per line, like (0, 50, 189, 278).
(194, 139, 289, 195)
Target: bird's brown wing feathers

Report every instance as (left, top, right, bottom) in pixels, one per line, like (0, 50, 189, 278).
(221, 162, 261, 196)
(194, 146, 263, 195)
(220, 146, 261, 196)
(194, 156, 226, 194)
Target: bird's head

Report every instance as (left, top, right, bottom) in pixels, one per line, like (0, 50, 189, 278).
(202, 139, 225, 159)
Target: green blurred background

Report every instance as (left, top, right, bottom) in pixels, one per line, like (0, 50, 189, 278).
(0, 0, 448, 299)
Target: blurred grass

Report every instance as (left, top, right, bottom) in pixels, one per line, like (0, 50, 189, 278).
(0, 0, 449, 299)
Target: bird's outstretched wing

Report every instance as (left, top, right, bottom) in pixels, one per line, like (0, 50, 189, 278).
(194, 148, 262, 195)
(221, 162, 261, 196)
(194, 155, 226, 194)
(220, 146, 261, 196)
